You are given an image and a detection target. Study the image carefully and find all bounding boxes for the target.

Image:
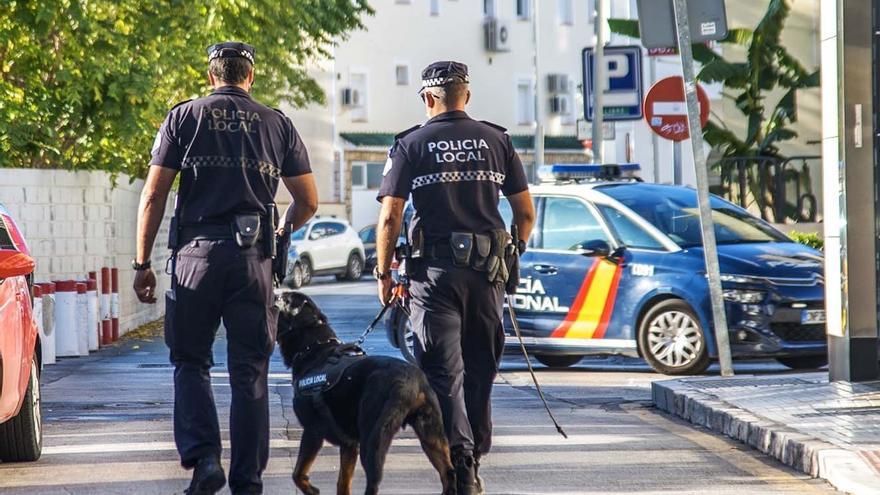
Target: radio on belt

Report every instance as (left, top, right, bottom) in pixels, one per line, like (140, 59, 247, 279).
(539, 163, 642, 182)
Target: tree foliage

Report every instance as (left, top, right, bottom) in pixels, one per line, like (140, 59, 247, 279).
(0, 0, 372, 178)
(608, 0, 819, 158)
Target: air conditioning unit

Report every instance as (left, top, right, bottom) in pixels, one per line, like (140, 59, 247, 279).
(341, 88, 361, 107)
(548, 95, 571, 115)
(483, 17, 511, 52)
(547, 74, 570, 94)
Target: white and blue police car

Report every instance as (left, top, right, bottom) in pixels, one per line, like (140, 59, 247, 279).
(387, 164, 826, 375)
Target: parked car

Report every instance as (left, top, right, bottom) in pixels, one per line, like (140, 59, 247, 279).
(359, 224, 377, 272)
(387, 164, 827, 375)
(0, 203, 42, 461)
(284, 217, 366, 287)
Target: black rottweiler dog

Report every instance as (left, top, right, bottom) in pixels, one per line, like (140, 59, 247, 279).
(276, 291, 455, 495)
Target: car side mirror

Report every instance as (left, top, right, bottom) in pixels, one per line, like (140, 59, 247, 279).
(0, 251, 35, 281)
(308, 231, 321, 241)
(574, 240, 611, 258)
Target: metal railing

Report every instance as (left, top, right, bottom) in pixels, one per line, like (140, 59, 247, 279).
(713, 155, 821, 223)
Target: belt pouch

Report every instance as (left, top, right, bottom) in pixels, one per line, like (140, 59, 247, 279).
(472, 234, 492, 271)
(411, 228, 424, 259)
(233, 214, 261, 248)
(449, 232, 474, 267)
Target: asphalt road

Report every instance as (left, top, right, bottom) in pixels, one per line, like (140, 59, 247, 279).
(0, 277, 836, 494)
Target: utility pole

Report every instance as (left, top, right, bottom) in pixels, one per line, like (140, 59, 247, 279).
(591, 0, 608, 163)
(533, 0, 544, 172)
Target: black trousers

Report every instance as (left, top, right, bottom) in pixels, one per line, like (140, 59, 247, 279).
(408, 259, 505, 458)
(165, 240, 277, 494)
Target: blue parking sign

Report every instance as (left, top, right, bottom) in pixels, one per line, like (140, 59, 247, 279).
(583, 45, 643, 121)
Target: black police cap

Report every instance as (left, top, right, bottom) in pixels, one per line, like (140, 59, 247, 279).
(420, 61, 469, 92)
(207, 41, 255, 65)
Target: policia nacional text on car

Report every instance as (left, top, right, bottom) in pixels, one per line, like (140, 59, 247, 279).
(375, 61, 536, 495)
(133, 42, 318, 495)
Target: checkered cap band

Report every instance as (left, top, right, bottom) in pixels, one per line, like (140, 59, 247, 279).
(411, 170, 505, 190)
(421, 75, 469, 88)
(209, 48, 254, 64)
(182, 155, 279, 179)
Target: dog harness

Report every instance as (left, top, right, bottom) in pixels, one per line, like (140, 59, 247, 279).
(293, 343, 367, 397)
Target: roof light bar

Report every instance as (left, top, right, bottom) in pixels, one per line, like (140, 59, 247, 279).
(540, 163, 642, 182)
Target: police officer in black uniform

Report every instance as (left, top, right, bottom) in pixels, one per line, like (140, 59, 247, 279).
(133, 42, 318, 495)
(375, 61, 536, 494)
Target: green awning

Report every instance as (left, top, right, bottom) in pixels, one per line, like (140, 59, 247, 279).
(340, 132, 584, 150)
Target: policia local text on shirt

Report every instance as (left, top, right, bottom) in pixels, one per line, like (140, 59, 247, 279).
(133, 42, 318, 495)
(375, 61, 536, 495)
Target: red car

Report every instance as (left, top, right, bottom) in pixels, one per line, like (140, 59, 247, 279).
(0, 203, 42, 462)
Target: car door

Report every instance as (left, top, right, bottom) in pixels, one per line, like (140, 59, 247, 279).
(307, 222, 333, 270)
(514, 195, 622, 341)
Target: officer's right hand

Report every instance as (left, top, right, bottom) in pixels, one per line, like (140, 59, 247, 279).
(133, 268, 158, 304)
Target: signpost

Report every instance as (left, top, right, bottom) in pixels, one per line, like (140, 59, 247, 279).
(582, 45, 644, 122)
(636, 0, 733, 377)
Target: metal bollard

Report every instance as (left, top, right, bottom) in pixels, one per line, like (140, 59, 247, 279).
(75, 282, 88, 355)
(86, 278, 99, 351)
(38, 283, 56, 365)
(111, 267, 119, 341)
(54, 280, 79, 357)
(100, 267, 111, 346)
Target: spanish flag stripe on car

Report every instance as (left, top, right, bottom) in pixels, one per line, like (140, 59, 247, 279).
(550, 259, 622, 339)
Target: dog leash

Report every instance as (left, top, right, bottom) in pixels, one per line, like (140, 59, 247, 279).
(506, 296, 568, 439)
(355, 285, 406, 346)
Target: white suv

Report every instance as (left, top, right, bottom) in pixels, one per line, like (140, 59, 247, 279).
(285, 217, 366, 287)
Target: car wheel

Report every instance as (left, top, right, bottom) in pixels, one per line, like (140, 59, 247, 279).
(0, 357, 42, 462)
(776, 355, 828, 370)
(288, 263, 304, 289)
(394, 312, 417, 364)
(343, 252, 364, 281)
(534, 354, 582, 368)
(300, 258, 312, 286)
(638, 299, 710, 375)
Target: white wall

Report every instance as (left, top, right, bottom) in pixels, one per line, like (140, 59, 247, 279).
(0, 169, 173, 334)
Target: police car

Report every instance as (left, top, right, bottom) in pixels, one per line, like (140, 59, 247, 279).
(386, 164, 827, 375)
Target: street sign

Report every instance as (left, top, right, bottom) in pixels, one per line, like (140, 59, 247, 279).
(577, 119, 615, 141)
(636, 0, 729, 49)
(644, 76, 709, 142)
(582, 45, 643, 122)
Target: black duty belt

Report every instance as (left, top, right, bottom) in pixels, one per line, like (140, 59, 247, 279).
(180, 224, 234, 244)
(423, 243, 455, 260)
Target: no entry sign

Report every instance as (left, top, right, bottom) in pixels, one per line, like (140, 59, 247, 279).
(644, 76, 709, 141)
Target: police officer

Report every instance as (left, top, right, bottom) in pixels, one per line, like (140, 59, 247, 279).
(375, 61, 536, 494)
(133, 42, 318, 495)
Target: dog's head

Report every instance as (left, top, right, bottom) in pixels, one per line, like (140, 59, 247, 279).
(276, 291, 337, 368)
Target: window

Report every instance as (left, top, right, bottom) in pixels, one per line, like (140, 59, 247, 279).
(516, 0, 531, 19)
(557, 0, 573, 25)
(430, 0, 440, 15)
(0, 218, 15, 250)
(351, 162, 385, 190)
(597, 205, 665, 250)
(516, 79, 535, 125)
(359, 226, 376, 243)
(483, 0, 496, 16)
(350, 72, 368, 122)
(395, 64, 410, 86)
(310, 222, 345, 240)
(541, 197, 607, 251)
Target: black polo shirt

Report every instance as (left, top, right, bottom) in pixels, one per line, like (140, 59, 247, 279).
(378, 111, 529, 244)
(150, 86, 311, 225)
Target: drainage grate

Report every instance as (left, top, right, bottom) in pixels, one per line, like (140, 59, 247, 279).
(688, 377, 810, 390)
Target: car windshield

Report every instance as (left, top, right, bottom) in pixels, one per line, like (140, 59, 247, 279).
(598, 185, 790, 248)
(291, 225, 308, 241)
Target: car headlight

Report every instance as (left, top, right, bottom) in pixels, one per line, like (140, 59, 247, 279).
(719, 274, 759, 284)
(722, 289, 765, 304)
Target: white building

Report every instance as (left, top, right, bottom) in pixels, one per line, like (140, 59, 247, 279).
(280, 0, 820, 229)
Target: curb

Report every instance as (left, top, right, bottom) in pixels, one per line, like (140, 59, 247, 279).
(652, 379, 880, 495)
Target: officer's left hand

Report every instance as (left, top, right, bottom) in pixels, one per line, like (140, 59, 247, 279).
(377, 277, 394, 306)
(133, 268, 158, 304)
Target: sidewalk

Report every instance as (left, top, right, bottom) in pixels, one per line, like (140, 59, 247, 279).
(653, 373, 880, 495)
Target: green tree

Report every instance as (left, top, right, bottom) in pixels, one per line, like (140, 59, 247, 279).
(608, 0, 819, 158)
(0, 0, 372, 178)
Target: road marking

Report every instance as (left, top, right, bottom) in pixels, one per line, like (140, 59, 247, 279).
(622, 404, 829, 493)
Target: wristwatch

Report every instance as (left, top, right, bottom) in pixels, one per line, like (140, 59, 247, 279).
(131, 259, 152, 271)
(373, 266, 391, 281)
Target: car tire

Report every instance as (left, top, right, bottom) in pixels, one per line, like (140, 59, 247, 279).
(776, 355, 828, 370)
(534, 354, 582, 368)
(638, 299, 711, 376)
(342, 252, 364, 281)
(0, 357, 42, 462)
(393, 311, 417, 364)
(300, 258, 312, 286)
(288, 263, 304, 289)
